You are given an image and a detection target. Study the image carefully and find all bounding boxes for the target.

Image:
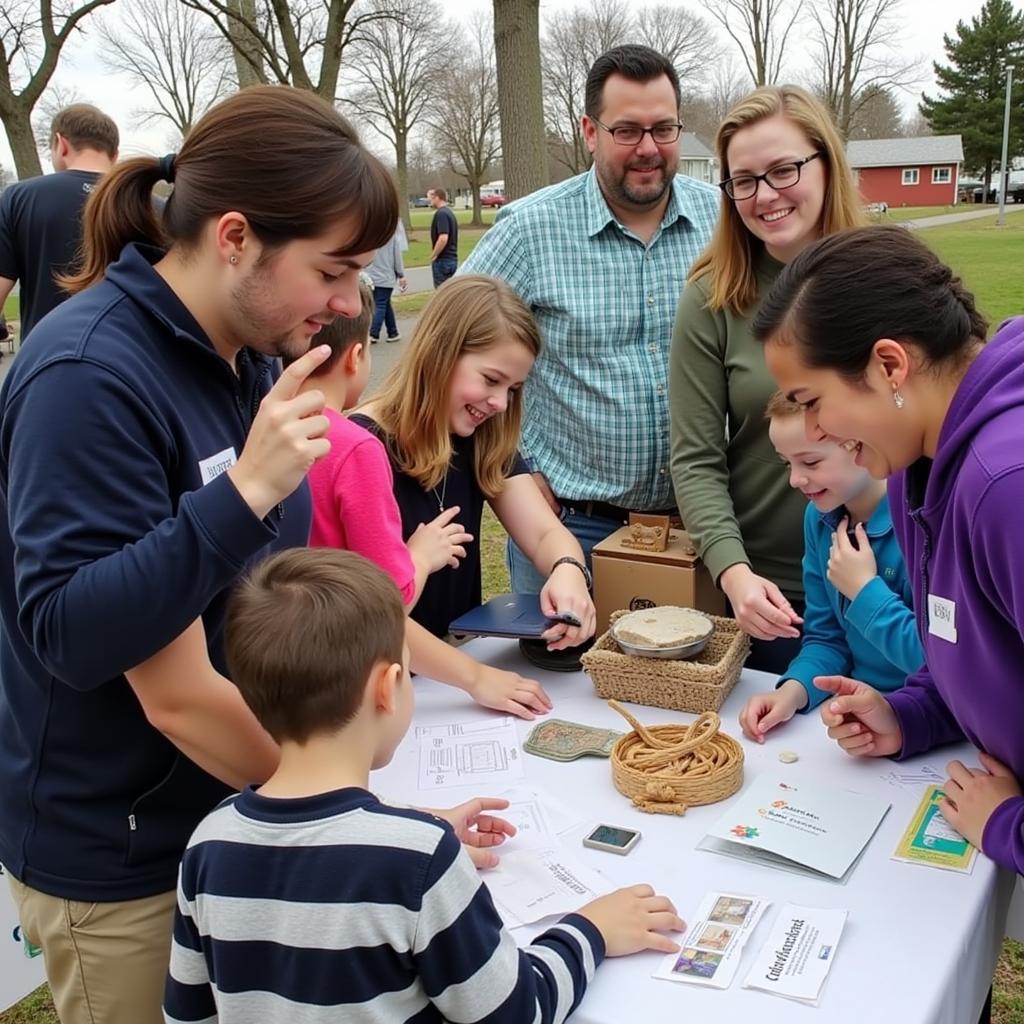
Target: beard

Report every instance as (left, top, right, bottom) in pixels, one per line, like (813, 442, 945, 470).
(228, 263, 315, 363)
(597, 154, 675, 209)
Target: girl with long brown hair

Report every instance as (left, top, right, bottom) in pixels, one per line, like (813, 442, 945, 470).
(353, 275, 596, 657)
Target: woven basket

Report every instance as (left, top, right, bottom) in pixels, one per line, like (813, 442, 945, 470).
(608, 700, 744, 816)
(581, 611, 750, 714)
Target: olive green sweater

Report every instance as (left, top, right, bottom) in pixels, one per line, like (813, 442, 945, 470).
(669, 255, 806, 600)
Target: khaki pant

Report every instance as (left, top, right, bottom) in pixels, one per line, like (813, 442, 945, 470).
(7, 873, 176, 1024)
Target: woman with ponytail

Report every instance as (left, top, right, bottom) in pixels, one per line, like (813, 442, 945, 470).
(754, 224, 1024, 878)
(0, 86, 397, 1023)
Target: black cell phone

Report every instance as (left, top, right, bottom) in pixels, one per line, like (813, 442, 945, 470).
(550, 610, 582, 628)
(846, 524, 860, 551)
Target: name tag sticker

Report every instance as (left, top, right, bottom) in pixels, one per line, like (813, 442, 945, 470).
(927, 594, 958, 643)
(198, 446, 237, 485)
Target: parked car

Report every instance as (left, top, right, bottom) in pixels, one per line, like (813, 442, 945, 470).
(480, 193, 506, 207)
(410, 196, 431, 207)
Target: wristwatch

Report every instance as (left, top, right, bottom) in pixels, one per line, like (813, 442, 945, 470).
(550, 556, 593, 591)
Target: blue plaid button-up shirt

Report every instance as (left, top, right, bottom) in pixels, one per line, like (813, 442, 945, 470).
(461, 167, 718, 509)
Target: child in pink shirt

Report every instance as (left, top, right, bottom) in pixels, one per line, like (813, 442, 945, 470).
(289, 284, 552, 720)
(303, 283, 468, 604)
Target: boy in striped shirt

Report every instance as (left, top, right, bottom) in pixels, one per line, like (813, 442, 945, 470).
(164, 548, 684, 1024)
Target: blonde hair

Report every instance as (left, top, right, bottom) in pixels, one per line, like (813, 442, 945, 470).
(689, 85, 866, 313)
(363, 275, 541, 498)
(764, 390, 803, 421)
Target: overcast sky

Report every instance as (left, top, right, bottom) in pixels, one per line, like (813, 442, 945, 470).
(1, 0, 988, 176)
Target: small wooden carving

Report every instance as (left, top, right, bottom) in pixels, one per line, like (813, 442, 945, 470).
(621, 513, 671, 552)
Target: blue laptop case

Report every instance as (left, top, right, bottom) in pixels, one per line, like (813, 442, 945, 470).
(449, 593, 561, 639)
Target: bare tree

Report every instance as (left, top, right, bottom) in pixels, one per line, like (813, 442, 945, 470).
(846, 84, 904, 139)
(344, 0, 446, 229)
(541, 0, 630, 176)
(706, 0, 802, 86)
(0, 0, 117, 179)
(427, 16, 501, 226)
(808, 0, 921, 139)
(225, 0, 264, 86)
(635, 5, 723, 83)
(680, 59, 748, 145)
(494, 0, 548, 198)
(99, 0, 230, 139)
(182, 0, 393, 100)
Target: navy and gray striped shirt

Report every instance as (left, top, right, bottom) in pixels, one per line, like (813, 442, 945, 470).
(164, 786, 605, 1023)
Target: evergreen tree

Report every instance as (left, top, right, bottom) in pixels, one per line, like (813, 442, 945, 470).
(920, 0, 1024, 194)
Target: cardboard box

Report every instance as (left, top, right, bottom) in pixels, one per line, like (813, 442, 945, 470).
(591, 526, 725, 633)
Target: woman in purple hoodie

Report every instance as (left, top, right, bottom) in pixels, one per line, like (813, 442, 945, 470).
(750, 224, 1024, 878)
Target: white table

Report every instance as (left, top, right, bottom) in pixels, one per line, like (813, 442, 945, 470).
(372, 638, 1014, 1024)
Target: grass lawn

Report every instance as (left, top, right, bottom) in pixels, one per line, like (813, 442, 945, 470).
(923, 215, 1024, 327)
(878, 203, 1002, 223)
(2, 211, 1024, 1024)
(2, 294, 17, 321)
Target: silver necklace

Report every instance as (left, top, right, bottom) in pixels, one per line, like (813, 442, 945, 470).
(432, 472, 448, 512)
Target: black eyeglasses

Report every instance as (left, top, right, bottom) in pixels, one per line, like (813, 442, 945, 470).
(719, 152, 824, 201)
(592, 119, 684, 146)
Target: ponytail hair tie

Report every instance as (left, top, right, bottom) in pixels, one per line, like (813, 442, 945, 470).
(157, 153, 177, 183)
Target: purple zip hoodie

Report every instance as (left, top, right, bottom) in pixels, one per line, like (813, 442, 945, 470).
(887, 316, 1024, 874)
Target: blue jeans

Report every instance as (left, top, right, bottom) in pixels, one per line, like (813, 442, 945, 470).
(507, 508, 622, 593)
(432, 257, 457, 288)
(370, 286, 397, 339)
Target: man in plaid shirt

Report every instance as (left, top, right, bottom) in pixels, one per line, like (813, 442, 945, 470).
(462, 45, 717, 596)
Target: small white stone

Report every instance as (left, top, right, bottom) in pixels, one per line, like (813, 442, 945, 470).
(778, 751, 799, 764)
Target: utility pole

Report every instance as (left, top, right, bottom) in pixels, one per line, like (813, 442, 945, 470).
(997, 63, 1013, 227)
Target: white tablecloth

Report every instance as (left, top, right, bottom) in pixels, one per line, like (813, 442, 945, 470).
(371, 638, 1014, 1024)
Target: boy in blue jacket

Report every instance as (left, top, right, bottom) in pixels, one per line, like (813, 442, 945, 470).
(740, 393, 923, 742)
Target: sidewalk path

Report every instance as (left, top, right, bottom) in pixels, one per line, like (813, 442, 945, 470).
(903, 205, 1024, 230)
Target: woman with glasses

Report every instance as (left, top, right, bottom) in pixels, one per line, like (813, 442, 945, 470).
(669, 85, 865, 672)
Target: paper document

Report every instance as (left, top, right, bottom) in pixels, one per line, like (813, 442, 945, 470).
(698, 776, 890, 882)
(743, 903, 847, 1005)
(880, 764, 944, 790)
(653, 891, 770, 989)
(486, 847, 612, 926)
(497, 786, 588, 849)
(891, 785, 977, 873)
(415, 717, 524, 792)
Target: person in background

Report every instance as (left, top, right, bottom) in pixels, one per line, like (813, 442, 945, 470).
(164, 546, 686, 1024)
(461, 46, 717, 612)
(739, 392, 922, 743)
(0, 104, 119, 340)
(0, 86, 397, 1024)
(367, 222, 407, 342)
(427, 187, 458, 287)
(753, 224, 1024, 879)
(669, 85, 865, 672)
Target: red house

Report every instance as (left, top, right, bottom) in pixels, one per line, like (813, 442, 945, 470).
(847, 135, 964, 208)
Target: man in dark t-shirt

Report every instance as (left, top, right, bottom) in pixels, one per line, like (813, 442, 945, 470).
(0, 104, 118, 341)
(427, 187, 459, 288)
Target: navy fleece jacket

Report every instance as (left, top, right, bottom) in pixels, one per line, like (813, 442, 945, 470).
(0, 244, 310, 901)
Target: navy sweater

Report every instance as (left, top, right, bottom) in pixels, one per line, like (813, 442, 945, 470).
(0, 244, 311, 901)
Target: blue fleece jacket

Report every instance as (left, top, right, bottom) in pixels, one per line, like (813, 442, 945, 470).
(887, 316, 1024, 875)
(0, 244, 311, 902)
(781, 496, 923, 709)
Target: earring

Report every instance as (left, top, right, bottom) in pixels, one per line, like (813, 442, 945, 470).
(229, 255, 238, 264)
(893, 387, 905, 409)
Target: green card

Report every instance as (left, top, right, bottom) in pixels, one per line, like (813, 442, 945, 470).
(892, 785, 977, 873)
